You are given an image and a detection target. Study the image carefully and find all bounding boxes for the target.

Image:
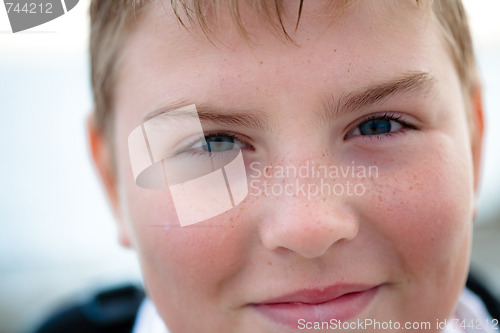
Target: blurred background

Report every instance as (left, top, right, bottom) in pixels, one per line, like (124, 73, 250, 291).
(0, 1, 499, 332)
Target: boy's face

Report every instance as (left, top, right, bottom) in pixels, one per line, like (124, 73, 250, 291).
(100, 1, 481, 332)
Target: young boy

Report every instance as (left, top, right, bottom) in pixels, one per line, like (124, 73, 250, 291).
(88, 0, 496, 332)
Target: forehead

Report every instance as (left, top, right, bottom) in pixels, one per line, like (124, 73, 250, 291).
(116, 0, 447, 118)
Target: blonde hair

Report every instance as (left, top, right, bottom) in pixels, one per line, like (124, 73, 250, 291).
(89, 0, 478, 136)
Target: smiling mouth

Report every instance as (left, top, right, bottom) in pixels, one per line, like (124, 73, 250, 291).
(252, 284, 380, 328)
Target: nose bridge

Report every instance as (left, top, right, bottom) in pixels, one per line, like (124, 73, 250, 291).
(250, 108, 362, 258)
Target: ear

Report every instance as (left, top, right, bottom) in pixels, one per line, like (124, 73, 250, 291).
(470, 86, 484, 196)
(87, 114, 132, 248)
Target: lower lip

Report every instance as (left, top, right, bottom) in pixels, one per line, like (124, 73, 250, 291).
(253, 286, 379, 328)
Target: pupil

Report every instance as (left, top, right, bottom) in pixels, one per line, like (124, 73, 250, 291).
(359, 119, 391, 135)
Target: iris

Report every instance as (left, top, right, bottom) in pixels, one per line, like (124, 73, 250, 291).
(359, 119, 392, 135)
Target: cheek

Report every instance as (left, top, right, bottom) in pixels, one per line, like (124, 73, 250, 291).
(358, 134, 473, 313)
(122, 179, 253, 320)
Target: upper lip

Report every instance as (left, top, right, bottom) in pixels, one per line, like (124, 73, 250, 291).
(254, 284, 378, 305)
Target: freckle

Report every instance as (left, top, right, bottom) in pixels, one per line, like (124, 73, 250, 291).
(334, 49, 337, 52)
(259, 61, 264, 65)
(347, 69, 350, 72)
(230, 217, 233, 222)
(307, 59, 311, 64)
(231, 225, 235, 228)
(409, 186, 413, 190)
(268, 261, 273, 266)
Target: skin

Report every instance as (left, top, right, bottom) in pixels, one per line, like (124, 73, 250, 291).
(89, 1, 484, 332)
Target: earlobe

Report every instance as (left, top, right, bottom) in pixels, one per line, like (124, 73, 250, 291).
(87, 114, 132, 248)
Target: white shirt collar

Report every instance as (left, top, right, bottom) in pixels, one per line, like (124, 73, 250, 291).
(443, 288, 496, 333)
(132, 298, 169, 333)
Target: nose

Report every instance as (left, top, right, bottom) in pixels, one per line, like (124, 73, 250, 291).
(258, 182, 359, 259)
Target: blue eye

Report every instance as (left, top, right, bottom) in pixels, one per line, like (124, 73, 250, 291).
(358, 118, 393, 135)
(201, 135, 239, 153)
(177, 132, 248, 158)
(348, 114, 408, 138)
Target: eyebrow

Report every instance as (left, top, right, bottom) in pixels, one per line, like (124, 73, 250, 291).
(143, 102, 269, 129)
(320, 71, 436, 123)
(143, 71, 435, 129)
